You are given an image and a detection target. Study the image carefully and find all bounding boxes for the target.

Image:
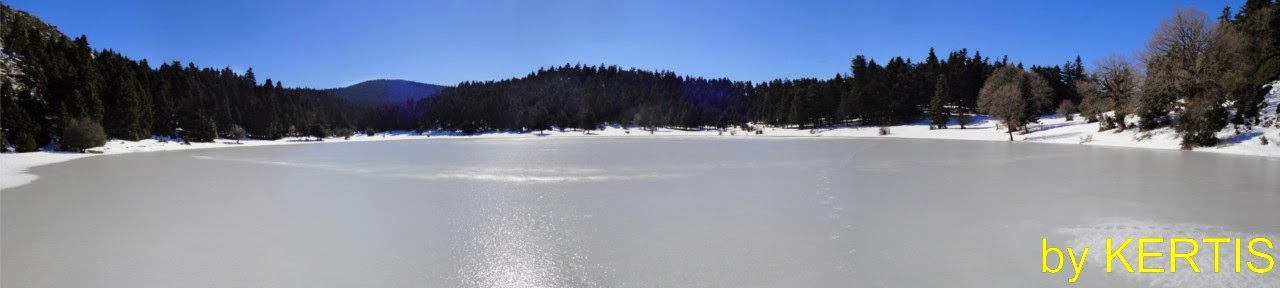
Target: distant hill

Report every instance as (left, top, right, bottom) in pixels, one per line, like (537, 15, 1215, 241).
(324, 79, 448, 107)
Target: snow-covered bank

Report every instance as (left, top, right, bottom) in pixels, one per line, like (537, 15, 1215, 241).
(4, 89, 1279, 190)
(1, 152, 92, 191)
(5, 114, 1278, 191)
(0, 133, 430, 190)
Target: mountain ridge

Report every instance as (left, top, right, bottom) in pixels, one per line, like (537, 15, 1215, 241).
(323, 79, 448, 107)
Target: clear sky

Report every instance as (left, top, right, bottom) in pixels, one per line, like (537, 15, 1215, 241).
(6, 0, 1244, 89)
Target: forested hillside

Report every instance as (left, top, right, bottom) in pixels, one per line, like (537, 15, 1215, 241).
(1, 4, 356, 151)
(368, 52, 1086, 135)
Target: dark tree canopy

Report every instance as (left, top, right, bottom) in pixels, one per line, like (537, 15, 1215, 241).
(1, 4, 357, 150)
(61, 118, 107, 153)
(362, 48, 1070, 135)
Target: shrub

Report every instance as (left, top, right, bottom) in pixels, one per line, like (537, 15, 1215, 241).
(1180, 140, 1196, 150)
(14, 131, 38, 152)
(62, 118, 107, 153)
(1174, 97, 1228, 148)
(1079, 134, 1094, 144)
(364, 127, 376, 137)
(334, 128, 354, 140)
(1133, 132, 1153, 142)
(1099, 116, 1115, 131)
(1057, 100, 1077, 121)
(878, 127, 891, 135)
(1262, 136, 1270, 146)
(180, 116, 218, 142)
(308, 125, 329, 141)
(459, 124, 480, 135)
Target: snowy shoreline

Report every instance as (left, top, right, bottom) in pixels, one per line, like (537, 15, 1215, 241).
(4, 112, 1279, 191)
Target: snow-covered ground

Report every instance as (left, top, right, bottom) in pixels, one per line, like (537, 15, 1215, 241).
(4, 86, 1279, 191)
(0, 133, 429, 190)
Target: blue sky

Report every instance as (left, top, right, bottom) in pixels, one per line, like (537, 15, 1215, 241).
(7, 0, 1243, 88)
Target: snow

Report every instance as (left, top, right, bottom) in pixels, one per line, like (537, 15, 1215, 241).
(1, 133, 426, 191)
(0, 152, 91, 191)
(1, 49, 26, 91)
(4, 84, 1279, 191)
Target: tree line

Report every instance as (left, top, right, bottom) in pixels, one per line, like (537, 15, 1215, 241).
(2, 4, 356, 152)
(365, 49, 1087, 135)
(960, 2, 1278, 148)
(367, 3, 1279, 149)
(1066, 2, 1279, 148)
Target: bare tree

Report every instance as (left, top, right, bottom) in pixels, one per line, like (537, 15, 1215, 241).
(1139, 7, 1215, 130)
(1141, 6, 1241, 147)
(980, 67, 1026, 141)
(1095, 54, 1142, 131)
(229, 124, 247, 144)
(1075, 78, 1107, 123)
(978, 66, 1052, 141)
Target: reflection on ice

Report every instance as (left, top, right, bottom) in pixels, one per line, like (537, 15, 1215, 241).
(193, 154, 673, 183)
(454, 189, 601, 288)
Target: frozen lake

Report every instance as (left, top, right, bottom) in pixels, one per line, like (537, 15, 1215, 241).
(3, 137, 1279, 287)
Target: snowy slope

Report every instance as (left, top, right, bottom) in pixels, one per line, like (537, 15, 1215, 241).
(0, 50, 24, 91)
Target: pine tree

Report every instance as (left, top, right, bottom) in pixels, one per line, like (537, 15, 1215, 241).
(71, 35, 105, 124)
(14, 131, 39, 152)
(922, 48, 941, 104)
(578, 108, 597, 134)
(929, 76, 950, 129)
(100, 51, 147, 140)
